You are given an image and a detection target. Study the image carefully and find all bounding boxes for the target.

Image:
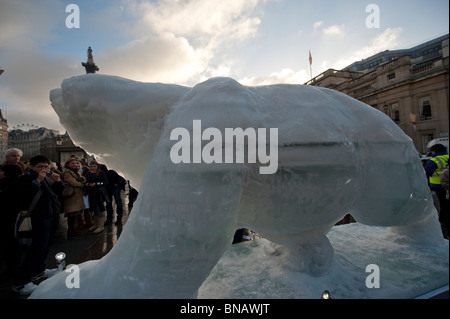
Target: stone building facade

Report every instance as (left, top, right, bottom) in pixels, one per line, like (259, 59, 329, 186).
(7, 128, 88, 165)
(306, 34, 449, 154)
(8, 127, 61, 162)
(0, 110, 8, 158)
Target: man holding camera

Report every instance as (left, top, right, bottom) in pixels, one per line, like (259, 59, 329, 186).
(11, 155, 64, 296)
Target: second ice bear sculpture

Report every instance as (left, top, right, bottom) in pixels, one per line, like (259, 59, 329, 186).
(33, 75, 438, 298)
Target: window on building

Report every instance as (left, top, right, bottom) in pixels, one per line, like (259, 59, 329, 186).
(390, 103, 400, 123)
(419, 97, 432, 120)
(423, 46, 440, 55)
(387, 73, 396, 80)
(369, 59, 382, 68)
(422, 134, 434, 153)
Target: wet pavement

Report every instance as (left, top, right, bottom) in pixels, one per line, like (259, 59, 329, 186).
(1, 209, 447, 300)
(0, 215, 126, 299)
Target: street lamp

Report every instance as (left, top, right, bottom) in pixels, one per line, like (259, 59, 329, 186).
(321, 290, 335, 299)
(55, 136, 63, 165)
(55, 252, 66, 271)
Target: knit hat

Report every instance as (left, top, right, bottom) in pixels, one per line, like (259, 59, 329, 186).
(0, 163, 23, 178)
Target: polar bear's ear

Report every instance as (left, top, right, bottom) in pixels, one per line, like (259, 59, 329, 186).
(50, 74, 190, 188)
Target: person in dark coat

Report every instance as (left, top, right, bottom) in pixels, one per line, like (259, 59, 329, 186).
(0, 164, 23, 282)
(127, 180, 139, 215)
(100, 164, 126, 226)
(11, 155, 63, 296)
(424, 143, 449, 239)
(84, 160, 109, 234)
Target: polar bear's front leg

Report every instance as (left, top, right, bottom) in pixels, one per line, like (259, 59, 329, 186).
(100, 161, 245, 298)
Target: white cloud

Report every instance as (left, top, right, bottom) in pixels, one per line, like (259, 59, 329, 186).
(0, 50, 76, 130)
(313, 21, 324, 30)
(83, 0, 269, 85)
(95, 0, 268, 85)
(0, 0, 63, 49)
(127, 0, 264, 50)
(0, 0, 269, 130)
(320, 60, 331, 73)
(312, 20, 344, 37)
(97, 33, 210, 84)
(0, 0, 74, 130)
(247, 27, 404, 85)
(323, 24, 345, 36)
(369, 27, 403, 52)
(333, 27, 403, 69)
(239, 68, 309, 86)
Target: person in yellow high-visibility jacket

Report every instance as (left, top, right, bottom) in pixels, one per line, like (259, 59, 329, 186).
(424, 143, 449, 239)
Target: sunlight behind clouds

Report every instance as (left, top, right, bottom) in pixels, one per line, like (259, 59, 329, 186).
(129, 0, 264, 44)
(91, 0, 267, 84)
(97, 33, 210, 84)
(0, 0, 447, 130)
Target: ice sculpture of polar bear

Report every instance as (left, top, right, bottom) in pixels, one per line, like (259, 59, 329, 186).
(31, 74, 440, 298)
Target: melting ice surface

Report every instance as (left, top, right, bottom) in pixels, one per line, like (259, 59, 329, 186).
(31, 74, 448, 299)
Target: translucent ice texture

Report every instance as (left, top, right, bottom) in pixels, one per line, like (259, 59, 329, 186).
(31, 75, 447, 298)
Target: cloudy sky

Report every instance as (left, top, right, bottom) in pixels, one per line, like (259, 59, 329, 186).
(0, 0, 448, 132)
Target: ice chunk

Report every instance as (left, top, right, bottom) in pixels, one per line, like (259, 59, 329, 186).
(31, 75, 447, 299)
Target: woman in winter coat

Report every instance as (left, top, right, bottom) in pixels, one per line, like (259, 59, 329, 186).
(62, 158, 87, 236)
(84, 160, 109, 234)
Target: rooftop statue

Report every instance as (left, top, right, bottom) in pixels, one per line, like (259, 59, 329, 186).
(81, 47, 99, 74)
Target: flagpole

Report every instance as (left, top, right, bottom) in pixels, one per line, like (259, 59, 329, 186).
(309, 50, 312, 80)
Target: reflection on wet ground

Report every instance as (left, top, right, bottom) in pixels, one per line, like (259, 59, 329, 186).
(0, 215, 126, 299)
(75, 223, 123, 263)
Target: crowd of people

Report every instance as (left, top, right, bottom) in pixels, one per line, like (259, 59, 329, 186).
(0, 148, 138, 296)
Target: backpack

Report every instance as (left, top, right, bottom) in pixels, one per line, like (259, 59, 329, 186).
(117, 175, 126, 187)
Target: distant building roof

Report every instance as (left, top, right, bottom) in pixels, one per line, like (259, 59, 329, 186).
(343, 34, 449, 72)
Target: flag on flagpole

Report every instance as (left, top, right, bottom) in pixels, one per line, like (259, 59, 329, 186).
(410, 113, 416, 131)
(308, 50, 313, 80)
